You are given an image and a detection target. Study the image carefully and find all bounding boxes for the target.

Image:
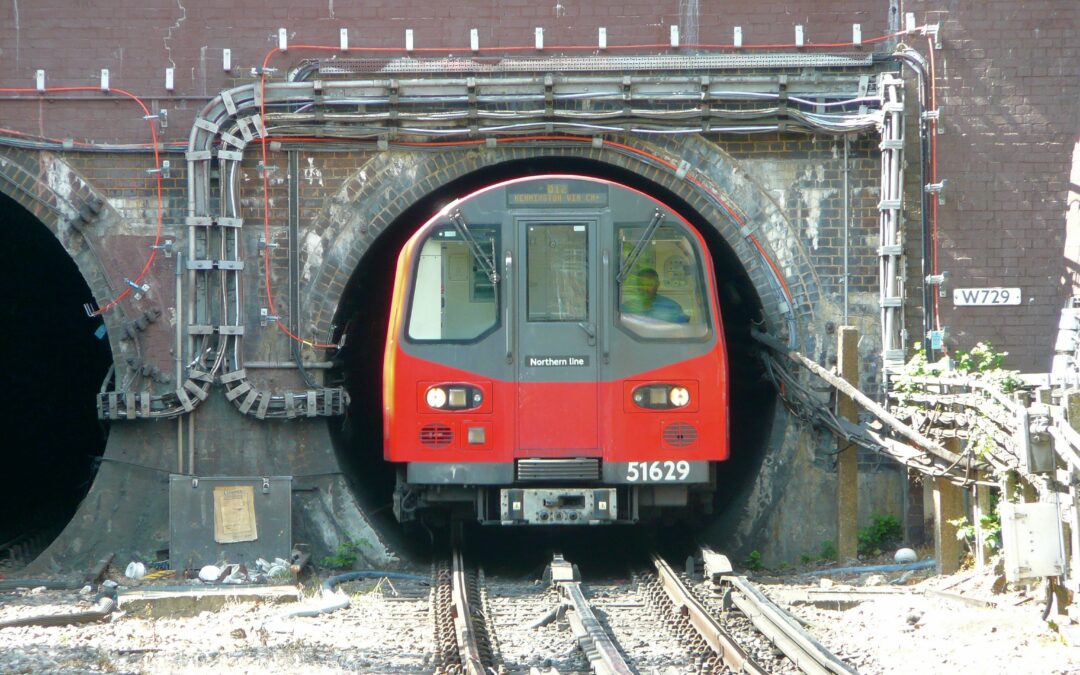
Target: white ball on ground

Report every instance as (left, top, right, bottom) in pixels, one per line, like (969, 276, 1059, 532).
(894, 547, 918, 564)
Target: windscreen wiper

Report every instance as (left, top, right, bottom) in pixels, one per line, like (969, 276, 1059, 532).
(616, 208, 666, 283)
(448, 209, 499, 284)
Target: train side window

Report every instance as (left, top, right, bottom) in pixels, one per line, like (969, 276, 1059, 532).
(407, 227, 499, 341)
(616, 225, 710, 339)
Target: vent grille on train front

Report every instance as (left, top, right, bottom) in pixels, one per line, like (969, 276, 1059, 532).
(516, 458, 600, 482)
(662, 422, 698, 447)
(419, 423, 453, 448)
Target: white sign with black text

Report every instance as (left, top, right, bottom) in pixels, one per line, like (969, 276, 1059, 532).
(952, 287, 1022, 306)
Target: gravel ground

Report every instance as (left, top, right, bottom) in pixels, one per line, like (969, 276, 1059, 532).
(0, 575, 433, 674)
(760, 562, 1080, 675)
(2, 560, 1079, 674)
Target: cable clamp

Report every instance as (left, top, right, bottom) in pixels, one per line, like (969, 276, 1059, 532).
(143, 109, 168, 128)
(124, 278, 151, 300)
(260, 309, 281, 326)
(146, 160, 170, 178)
(924, 179, 947, 205)
(925, 271, 950, 298)
(921, 22, 942, 49)
(258, 235, 280, 255)
(256, 161, 277, 176)
(922, 108, 943, 135)
(150, 240, 175, 257)
(250, 66, 278, 76)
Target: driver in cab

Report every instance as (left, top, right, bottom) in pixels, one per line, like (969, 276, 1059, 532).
(621, 268, 688, 323)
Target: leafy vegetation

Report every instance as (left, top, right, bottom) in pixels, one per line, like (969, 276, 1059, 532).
(743, 549, 763, 571)
(857, 514, 903, 556)
(321, 538, 370, 569)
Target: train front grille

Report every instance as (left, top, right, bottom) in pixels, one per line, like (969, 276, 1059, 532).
(662, 422, 698, 448)
(516, 458, 600, 482)
(419, 423, 453, 448)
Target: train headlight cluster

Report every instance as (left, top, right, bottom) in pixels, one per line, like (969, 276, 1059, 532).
(669, 386, 690, 407)
(425, 385, 484, 410)
(425, 387, 448, 409)
(632, 384, 691, 410)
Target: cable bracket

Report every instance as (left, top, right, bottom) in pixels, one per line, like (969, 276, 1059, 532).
(924, 178, 948, 205)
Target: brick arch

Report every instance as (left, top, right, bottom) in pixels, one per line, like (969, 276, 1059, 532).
(301, 136, 822, 345)
(0, 146, 133, 357)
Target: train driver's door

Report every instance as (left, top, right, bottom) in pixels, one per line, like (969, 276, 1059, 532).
(514, 218, 600, 455)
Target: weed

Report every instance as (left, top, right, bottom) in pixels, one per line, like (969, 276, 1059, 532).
(819, 540, 837, 561)
(857, 514, 902, 556)
(744, 550, 763, 571)
(321, 538, 370, 569)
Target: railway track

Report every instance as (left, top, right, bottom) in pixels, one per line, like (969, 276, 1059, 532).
(432, 546, 496, 674)
(433, 543, 855, 674)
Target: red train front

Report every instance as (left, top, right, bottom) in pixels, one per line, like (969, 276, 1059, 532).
(384, 175, 728, 525)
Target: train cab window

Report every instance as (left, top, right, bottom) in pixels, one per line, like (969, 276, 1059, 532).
(616, 224, 710, 339)
(407, 227, 499, 341)
(526, 223, 588, 322)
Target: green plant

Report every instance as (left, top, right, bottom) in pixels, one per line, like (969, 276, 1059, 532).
(947, 502, 1001, 553)
(819, 540, 837, 561)
(857, 514, 902, 556)
(954, 341, 1022, 392)
(321, 538, 370, 569)
(744, 550, 763, 571)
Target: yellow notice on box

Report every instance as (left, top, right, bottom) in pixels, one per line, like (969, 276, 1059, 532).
(213, 485, 258, 543)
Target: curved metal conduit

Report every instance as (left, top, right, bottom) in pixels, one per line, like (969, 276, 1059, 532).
(158, 65, 893, 420)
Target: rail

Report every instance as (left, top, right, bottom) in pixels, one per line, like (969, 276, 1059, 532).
(550, 554, 633, 675)
(722, 575, 858, 675)
(450, 547, 486, 675)
(650, 554, 767, 674)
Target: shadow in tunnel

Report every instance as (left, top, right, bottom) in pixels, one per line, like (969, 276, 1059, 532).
(0, 193, 113, 552)
(329, 156, 776, 558)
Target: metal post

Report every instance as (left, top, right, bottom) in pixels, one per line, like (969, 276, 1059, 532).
(837, 326, 859, 562)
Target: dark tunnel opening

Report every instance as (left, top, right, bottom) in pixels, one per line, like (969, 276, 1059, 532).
(0, 193, 113, 558)
(330, 156, 778, 551)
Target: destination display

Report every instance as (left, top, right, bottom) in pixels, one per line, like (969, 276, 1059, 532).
(507, 180, 608, 207)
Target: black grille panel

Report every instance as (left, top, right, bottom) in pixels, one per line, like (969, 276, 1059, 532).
(419, 423, 452, 448)
(662, 422, 698, 448)
(516, 458, 600, 482)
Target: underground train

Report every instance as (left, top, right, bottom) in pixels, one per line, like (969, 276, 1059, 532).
(383, 174, 728, 525)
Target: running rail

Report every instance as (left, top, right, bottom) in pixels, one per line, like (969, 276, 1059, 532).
(551, 555, 633, 675)
(724, 575, 858, 675)
(451, 548, 486, 675)
(651, 554, 767, 675)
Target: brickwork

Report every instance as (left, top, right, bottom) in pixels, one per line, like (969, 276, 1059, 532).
(908, 1, 1080, 371)
(0, 0, 891, 141)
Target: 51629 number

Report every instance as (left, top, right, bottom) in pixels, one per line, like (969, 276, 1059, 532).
(625, 460, 690, 482)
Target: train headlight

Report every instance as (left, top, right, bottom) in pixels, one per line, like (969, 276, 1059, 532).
(425, 386, 447, 409)
(669, 386, 690, 407)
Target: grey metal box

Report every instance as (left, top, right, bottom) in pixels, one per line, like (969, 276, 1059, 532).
(1000, 501, 1065, 582)
(169, 475, 292, 571)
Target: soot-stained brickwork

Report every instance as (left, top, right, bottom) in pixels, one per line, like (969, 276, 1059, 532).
(908, 1, 1080, 371)
(1, 1, 1076, 568)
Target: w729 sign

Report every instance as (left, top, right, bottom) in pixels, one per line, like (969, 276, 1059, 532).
(952, 287, 1022, 306)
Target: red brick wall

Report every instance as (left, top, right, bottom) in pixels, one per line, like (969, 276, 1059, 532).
(0, 1, 889, 140)
(909, 1, 1079, 371)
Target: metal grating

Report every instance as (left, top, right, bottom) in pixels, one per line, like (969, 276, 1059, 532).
(420, 423, 453, 448)
(517, 458, 601, 482)
(662, 422, 699, 448)
(315, 53, 874, 76)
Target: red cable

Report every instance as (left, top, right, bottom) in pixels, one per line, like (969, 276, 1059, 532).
(0, 85, 163, 316)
